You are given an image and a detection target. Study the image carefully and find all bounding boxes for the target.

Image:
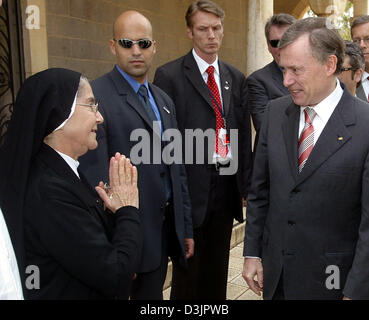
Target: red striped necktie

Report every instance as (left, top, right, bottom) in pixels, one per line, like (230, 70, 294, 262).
(298, 107, 317, 173)
(206, 66, 228, 158)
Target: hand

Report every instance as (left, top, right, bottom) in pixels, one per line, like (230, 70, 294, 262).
(242, 197, 247, 208)
(242, 258, 263, 296)
(343, 296, 352, 300)
(185, 238, 194, 259)
(95, 153, 139, 213)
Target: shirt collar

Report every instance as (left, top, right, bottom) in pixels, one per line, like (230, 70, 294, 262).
(55, 150, 80, 179)
(301, 78, 343, 124)
(115, 64, 149, 93)
(192, 48, 220, 77)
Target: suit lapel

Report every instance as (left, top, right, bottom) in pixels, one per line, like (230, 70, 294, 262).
(282, 100, 300, 182)
(109, 68, 155, 131)
(295, 89, 355, 187)
(149, 84, 172, 132)
(219, 61, 231, 118)
(183, 52, 214, 110)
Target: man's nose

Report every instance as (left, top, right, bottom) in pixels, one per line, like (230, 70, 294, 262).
(283, 71, 294, 88)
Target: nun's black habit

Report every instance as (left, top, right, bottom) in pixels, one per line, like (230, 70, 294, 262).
(0, 68, 142, 299)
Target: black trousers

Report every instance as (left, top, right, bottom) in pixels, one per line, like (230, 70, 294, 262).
(130, 202, 174, 300)
(170, 168, 235, 300)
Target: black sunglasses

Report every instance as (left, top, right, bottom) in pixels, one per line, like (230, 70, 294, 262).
(114, 38, 153, 49)
(269, 39, 280, 48)
(341, 67, 356, 72)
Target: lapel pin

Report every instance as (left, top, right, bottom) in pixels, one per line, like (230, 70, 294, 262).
(224, 81, 230, 90)
(163, 106, 171, 114)
(338, 137, 343, 141)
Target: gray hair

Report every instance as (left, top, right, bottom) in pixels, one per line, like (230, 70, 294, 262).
(265, 13, 296, 40)
(279, 17, 344, 75)
(351, 15, 369, 38)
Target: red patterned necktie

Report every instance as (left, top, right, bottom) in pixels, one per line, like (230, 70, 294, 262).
(206, 66, 228, 158)
(298, 107, 317, 173)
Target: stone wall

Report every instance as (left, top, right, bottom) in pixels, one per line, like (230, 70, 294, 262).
(44, 0, 248, 81)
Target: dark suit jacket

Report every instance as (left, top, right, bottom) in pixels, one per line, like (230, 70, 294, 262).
(244, 86, 369, 300)
(153, 51, 252, 227)
(24, 144, 142, 299)
(247, 60, 289, 133)
(356, 83, 368, 102)
(79, 67, 193, 273)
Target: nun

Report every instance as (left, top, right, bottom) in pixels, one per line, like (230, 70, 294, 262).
(0, 68, 142, 299)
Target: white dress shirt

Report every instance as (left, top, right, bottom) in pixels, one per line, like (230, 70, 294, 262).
(55, 150, 80, 179)
(0, 207, 24, 300)
(298, 78, 343, 143)
(192, 49, 232, 160)
(361, 71, 369, 101)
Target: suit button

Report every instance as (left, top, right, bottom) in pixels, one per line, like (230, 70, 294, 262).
(96, 199, 100, 205)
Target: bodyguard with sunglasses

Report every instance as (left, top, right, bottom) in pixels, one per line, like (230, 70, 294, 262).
(246, 13, 296, 147)
(79, 10, 194, 300)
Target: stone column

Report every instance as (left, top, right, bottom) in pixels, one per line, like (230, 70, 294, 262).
(309, 0, 347, 17)
(352, 0, 369, 17)
(246, 0, 273, 76)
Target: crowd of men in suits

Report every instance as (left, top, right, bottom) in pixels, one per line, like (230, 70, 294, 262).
(2, 0, 369, 300)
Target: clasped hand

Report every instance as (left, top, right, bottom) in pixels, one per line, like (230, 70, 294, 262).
(95, 153, 139, 213)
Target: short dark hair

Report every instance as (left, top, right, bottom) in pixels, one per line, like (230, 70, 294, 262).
(279, 17, 344, 75)
(351, 15, 369, 38)
(343, 40, 365, 84)
(185, 0, 225, 28)
(265, 13, 296, 40)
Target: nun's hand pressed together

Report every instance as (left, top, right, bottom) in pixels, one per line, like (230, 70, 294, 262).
(96, 153, 139, 212)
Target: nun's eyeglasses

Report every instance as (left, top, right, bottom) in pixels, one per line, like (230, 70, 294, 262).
(113, 38, 153, 49)
(77, 102, 99, 114)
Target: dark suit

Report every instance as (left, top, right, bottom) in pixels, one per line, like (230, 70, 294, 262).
(356, 83, 368, 102)
(244, 86, 369, 300)
(79, 67, 193, 299)
(154, 51, 252, 299)
(24, 144, 142, 299)
(247, 60, 289, 144)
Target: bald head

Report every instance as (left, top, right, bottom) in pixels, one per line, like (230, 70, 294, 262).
(113, 10, 153, 40)
(109, 10, 156, 84)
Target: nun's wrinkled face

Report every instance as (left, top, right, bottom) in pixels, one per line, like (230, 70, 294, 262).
(62, 81, 103, 158)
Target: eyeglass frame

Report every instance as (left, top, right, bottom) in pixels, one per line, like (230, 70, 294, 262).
(269, 39, 280, 48)
(113, 38, 154, 49)
(352, 37, 369, 46)
(77, 102, 99, 114)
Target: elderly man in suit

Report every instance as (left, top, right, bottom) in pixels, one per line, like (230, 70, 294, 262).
(247, 13, 296, 145)
(351, 15, 369, 102)
(242, 17, 369, 300)
(153, 0, 252, 300)
(79, 10, 194, 300)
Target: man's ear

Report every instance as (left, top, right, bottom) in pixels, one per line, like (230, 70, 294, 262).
(354, 68, 363, 84)
(187, 27, 193, 40)
(109, 39, 116, 56)
(326, 55, 338, 76)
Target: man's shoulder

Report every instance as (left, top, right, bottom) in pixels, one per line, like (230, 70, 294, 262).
(248, 61, 276, 80)
(156, 54, 187, 73)
(219, 59, 245, 79)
